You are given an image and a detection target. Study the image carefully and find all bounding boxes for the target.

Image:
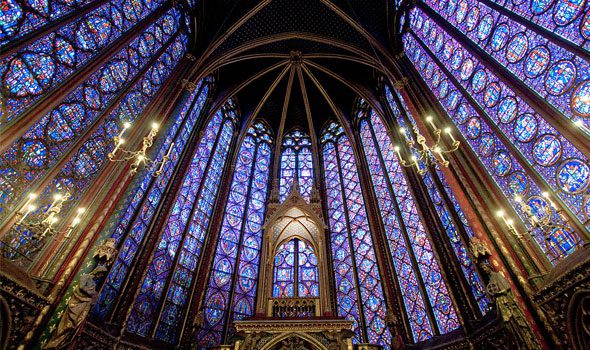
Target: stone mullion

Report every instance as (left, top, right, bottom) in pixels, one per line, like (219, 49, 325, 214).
(418, 3, 590, 157)
(398, 61, 558, 347)
(476, 0, 590, 61)
(0, 2, 171, 151)
(382, 86, 483, 321)
(410, 29, 584, 262)
(1, 0, 109, 59)
(109, 88, 215, 329)
(0, 30, 181, 241)
(32, 60, 191, 279)
(350, 126, 414, 343)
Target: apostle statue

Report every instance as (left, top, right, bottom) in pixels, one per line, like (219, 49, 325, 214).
(43, 266, 107, 349)
(480, 263, 541, 350)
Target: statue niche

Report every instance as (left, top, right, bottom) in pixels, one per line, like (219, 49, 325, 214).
(233, 181, 354, 350)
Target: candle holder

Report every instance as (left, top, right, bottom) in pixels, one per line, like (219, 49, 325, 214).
(394, 116, 460, 175)
(514, 193, 571, 239)
(2, 193, 85, 261)
(108, 122, 173, 177)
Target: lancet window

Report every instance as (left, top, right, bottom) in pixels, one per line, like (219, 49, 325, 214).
(321, 121, 392, 347)
(93, 80, 210, 320)
(279, 129, 314, 202)
(272, 238, 319, 298)
(126, 100, 238, 343)
(197, 121, 273, 347)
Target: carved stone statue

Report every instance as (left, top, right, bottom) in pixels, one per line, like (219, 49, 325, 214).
(480, 263, 541, 350)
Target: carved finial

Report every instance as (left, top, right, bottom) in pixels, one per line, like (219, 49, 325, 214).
(270, 179, 280, 203)
(289, 178, 301, 197)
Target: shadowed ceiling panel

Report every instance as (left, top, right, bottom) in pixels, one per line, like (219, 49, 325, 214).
(209, 0, 375, 58)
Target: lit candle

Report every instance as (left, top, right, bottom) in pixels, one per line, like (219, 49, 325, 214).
(434, 146, 446, 163)
(444, 127, 456, 143)
(50, 193, 63, 210)
(399, 127, 409, 141)
(394, 145, 402, 159)
(118, 122, 131, 139)
(426, 116, 437, 130)
(18, 204, 36, 224)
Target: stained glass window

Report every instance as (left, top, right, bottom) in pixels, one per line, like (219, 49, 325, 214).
(93, 79, 209, 320)
(1, 0, 170, 128)
(0, 8, 184, 221)
(279, 129, 314, 202)
(357, 106, 460, 339)
(384, 85, 489, 315)
(1, 31, 188, 262)
(198, 121, 272, 347)
(403, 9, 585, 262)
(127, 100, 237, 342)
(321, 121, 392, 347)
(272, 238, 319, 298)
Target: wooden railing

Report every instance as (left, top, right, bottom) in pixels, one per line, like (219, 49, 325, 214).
(267, 297, 320, 317)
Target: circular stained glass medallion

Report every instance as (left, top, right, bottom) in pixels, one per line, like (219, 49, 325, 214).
(456, 0, 469, 23)
(525, 46, 551, 78)
(477, 14, 494, 40)
(492, 151, 512, 176)
(557, 158, 590, 193)
(466, 117, 482, 139)
(456, 103, 470, 124)
(451, 48, 464, 70)
(466, 7, 480, 31)
(484, 82, 501, 107)
(498, 97, 519, 123)
(472, 69, 488, 93)
(528, 196, 551, 223)
(508, 171, 528, 195)
(545, 60, 577, 96)
(479, 132, 495, 157)
(22, 141, 47, 167)
(205, 293, 225, 324)
(447, 91, 461, 110)
(506, 33, 529, 63)
(439, 80, 449, 98)
(460, 58, 475, 80)
(514, 113, 538, 143)
(533, 134, 562, 166)
(490, 23, 510, 51)
(553, 0, 585, 26)
(571, 80, 590, 116)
